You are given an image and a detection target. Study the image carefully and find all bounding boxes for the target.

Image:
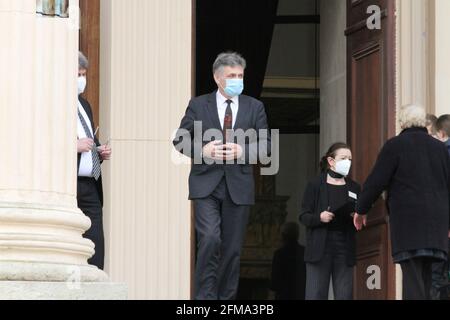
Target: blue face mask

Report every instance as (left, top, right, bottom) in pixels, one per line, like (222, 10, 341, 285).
(223, 79, 244, 97)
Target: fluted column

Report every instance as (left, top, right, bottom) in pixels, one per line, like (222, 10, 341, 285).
(433, 0, 450, 116)
(0, 0, 106, 283)
(99, 0, 192, 299)
(396, 0, 433, 125)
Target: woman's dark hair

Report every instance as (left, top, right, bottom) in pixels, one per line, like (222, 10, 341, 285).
(320, 142, 351, 172)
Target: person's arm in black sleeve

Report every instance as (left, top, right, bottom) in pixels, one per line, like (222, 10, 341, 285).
(173, 100, 203, 160)
(356, 141, 398, 215)
(299, 181, 323, 228)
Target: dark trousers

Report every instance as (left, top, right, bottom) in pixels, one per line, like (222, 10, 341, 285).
(77, 177, 105, 270)
(400, 257, 434, 300)
(194, 178, 250, 300)
(305, 231, 353, 300)
(431, 241, 450, 300)
(431, 259, 449, 299)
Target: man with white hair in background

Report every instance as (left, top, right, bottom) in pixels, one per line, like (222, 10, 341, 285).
(354, 105, 450, 300)
(436, 115, 450, 156)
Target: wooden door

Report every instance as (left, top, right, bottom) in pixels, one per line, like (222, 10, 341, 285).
(79, 0, 100, 127)
(345, 0, 396, 300)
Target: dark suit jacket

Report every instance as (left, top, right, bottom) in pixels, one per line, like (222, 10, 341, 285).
(356, 127, 450, 256)
(77, 96, 103, 205)
(173, 91, 271, 205)
(299, 173, 361, 266)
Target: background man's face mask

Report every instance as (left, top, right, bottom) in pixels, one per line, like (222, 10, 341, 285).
(78, 76, 87, 95)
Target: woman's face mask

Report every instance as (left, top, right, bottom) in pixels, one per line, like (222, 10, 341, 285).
(334, 159, 352, 177)
(328, 148, 353, 177)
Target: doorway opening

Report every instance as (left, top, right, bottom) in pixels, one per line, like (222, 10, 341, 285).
(196, 0, 321, 300)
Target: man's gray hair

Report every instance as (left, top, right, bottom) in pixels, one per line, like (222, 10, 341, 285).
(212, 52, 246, 75)
(79, 51, 89, 70)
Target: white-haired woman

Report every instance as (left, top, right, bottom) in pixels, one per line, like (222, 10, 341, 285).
(354, 105, 450, 300)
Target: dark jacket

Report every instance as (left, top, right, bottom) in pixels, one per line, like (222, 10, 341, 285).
(299, 173, 361, 266)
(173, 91, 271, 205)
(270, 242, 306, 300)
(77, 96, 103, 205)
(445, 139, 450, 157)
(356, 127, 450, 257)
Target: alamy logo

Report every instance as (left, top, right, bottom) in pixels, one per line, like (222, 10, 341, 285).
(172, 124, 280, 176)
(366, 265, 381, 290)
(367, 5, 381, 30)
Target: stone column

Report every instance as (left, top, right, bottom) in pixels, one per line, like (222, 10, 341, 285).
(0, 0, 125, 299)
(396, 0, 433, 122)
(320, 0, 347, 155)
(99, 0, 192, 299)
(433, 0, 450, 116)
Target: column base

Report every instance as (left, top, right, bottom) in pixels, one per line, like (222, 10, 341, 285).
(0, 281, 127, 300)
(0, 261, 109, 282)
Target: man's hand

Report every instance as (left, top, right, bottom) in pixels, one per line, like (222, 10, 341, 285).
(223, 143, 243, 161)
(98, 145, 112, 161)
(202, 140, 224, 160)
(202, 141, 243, 161)
(448, 230, 450, 239)
(320, 211, 335, 223)
(77, 138, 94, 153)
(353, 213, 368, 231)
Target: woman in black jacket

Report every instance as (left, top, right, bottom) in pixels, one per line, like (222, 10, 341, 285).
(354, 105, 450, 300)
(299, 143, 361, 300)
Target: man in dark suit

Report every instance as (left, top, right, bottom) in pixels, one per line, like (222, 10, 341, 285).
(432, 114, 450, 299)
(173, 52, 271, 300)
(77, 51, 112, 270)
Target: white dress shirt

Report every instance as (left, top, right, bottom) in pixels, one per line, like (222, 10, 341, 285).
(77, 101, 94, 177)
(216, 91, 239, 129)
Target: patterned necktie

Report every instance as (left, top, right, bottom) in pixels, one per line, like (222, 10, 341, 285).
(78, 110, 101, 180)
(223, 99, 233, 143)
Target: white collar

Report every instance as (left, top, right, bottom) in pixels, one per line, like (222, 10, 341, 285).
(216, 90, 239, 107)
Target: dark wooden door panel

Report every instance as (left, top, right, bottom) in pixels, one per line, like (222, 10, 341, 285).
(79, 0, 100, 128)
(346, 0, 396, 300)
(354, 224, 390, 299)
